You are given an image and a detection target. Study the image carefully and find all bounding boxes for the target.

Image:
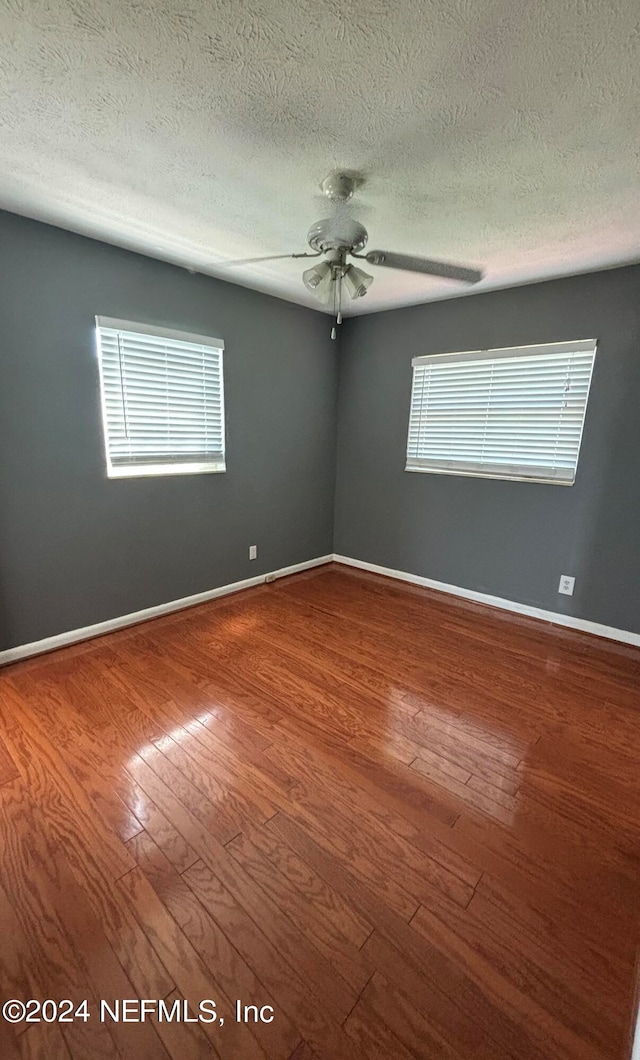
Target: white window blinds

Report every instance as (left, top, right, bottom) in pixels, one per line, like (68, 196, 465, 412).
(406, 340, 596, 484)
(96, 317, 225, 478)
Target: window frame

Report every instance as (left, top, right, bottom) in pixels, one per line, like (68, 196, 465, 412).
(95, 316, 226, 479)
(405, 339, 597, 486)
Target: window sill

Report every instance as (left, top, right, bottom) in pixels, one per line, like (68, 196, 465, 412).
(404, 465, 574, 486)
(107, 462, 226, 479)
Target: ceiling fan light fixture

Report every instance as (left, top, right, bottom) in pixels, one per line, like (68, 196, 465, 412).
(302, 260, 333, 302)
(344, 264, 373, 299)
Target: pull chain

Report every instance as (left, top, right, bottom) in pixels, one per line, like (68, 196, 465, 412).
(331, 269, 343, 339)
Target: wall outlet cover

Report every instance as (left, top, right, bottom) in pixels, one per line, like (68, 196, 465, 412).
(249, 545, 257, 560)
(558, 574, 575, 596)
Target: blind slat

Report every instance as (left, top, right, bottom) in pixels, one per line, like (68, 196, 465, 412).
(406, 341, 596, 484)
(97, 322, 226, 476)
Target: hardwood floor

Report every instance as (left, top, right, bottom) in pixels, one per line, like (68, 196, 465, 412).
(1, 562, 639, 1059)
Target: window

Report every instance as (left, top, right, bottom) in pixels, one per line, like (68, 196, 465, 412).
(406, 339, 596, 485)
(96, 317, 225, 478)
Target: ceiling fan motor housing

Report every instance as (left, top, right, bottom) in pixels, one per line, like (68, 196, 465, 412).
(307, 217, 368, 254)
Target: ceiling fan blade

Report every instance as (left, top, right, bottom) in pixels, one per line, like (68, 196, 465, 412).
(364, 250, 483, 284)
(216, 252, 318, 268)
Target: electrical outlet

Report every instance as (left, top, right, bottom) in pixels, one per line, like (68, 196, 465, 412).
(249, 545, 257, 560)
(558, 574, 575, 596)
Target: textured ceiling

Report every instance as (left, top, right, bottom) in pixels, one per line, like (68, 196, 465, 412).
(1, 0, 639, 315)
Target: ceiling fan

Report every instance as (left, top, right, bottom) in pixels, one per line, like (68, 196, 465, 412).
(221, 172, 484, 338)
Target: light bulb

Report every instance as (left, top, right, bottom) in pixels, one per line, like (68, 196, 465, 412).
(302, 261, 333, 303)
(343, 264, 373, 299)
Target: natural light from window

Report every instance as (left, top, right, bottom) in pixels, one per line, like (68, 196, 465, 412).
(95, 317, 225, 478)
(406, 339, 597, 485)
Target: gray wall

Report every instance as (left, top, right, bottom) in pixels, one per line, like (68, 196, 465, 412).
(2, 208, 639, 650)
(0, 211, 338, 650)
(335, 266, 640, 634)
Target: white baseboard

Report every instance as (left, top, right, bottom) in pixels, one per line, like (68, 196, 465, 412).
(333, 554, 640, 648)
(3, 551, 638, 666)
(0, 555, 333, 667)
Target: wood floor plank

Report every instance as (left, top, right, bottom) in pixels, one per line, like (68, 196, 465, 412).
(0, 684, 134, 881)
(124, 754, 361, 1026)
(268, 811, 547, 1060)
(48, 848, 171, 1060)
(56, 725, 201, 875)
(0, 876, 44, 1020)
(0, 564, 638, 1059)
(352, 971, 465, 1060)
(410, 901, 614, 1060)
(121, 779, 200, 873)
(231, 820, 372, 950)
(185, 836, 360, 1024)
(0, 731, 20, 786)
(409, 745, 473, 785)
(183, 860, 369, 1060)
(226, 830, 374, 993)
(452, 809, 640, 947)
(128, 829, 301, 1060)
(17, 1023, 72, 1060)
(0, 785, 125, 1059)
(0, 1015, 20, 1060)
(132, 742, 243, 845)
(151, 989, 217, 1060)
(360, 932, 519, 1060)
(264, 732, 477, 890)
(359, 937, 507, 1060)
(117, 865, 267, 1060)
(286, 777, 469, 918)
(58, 739, 144, 844)
(149, 719, 282, 824)
(410, 754, 519, 822)
(287, 1043, 318, 1060)
(342, 994, 416, 1060)
(469, 874, 633, 1025)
